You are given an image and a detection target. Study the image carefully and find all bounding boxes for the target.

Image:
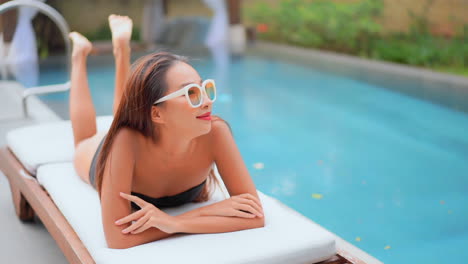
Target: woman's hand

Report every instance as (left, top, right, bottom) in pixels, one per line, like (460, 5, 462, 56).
(115, 192, 179, 235)
(204, 193, 264, 218)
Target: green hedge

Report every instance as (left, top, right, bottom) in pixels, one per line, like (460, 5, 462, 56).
(246, 0, 467, 75)
(372, 35, 467, 67)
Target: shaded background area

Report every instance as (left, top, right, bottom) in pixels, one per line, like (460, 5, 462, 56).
(1, 0, 466, 75)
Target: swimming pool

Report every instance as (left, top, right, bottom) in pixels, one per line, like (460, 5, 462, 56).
(34, 50, 468, 263)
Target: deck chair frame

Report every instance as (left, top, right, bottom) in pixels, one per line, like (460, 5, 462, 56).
(0, 146, 365, 264)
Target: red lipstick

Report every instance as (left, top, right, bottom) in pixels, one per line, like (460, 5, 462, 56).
(196, 112, 211, 120)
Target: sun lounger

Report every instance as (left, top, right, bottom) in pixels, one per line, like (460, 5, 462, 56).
(5, 116, 113, 174)
(0, 116, 365, 264)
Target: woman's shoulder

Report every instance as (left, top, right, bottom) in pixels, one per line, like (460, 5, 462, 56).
(114, 127, 138, 142)
(197, 115, 233, 149)
(209, 115, 233, 137)
(111, 127, 141, 154)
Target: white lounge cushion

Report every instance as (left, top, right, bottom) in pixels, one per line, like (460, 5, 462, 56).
(6, 116, 113, 174)
(37, 163, 336, 264)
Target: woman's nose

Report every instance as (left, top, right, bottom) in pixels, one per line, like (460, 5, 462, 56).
(201, 90, 213, 108)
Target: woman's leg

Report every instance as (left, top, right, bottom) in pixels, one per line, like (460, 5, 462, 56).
(109, 15, 133, 115)
(69, 32, 97, 147)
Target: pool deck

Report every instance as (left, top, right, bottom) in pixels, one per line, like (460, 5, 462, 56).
(0, 81, 66, 263)
(0, 70, 383, 263)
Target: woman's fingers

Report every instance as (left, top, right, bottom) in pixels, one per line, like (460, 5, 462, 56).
(131, 221, 153, 234)
(236, 203, 263, 218)
(122, 214, 149, 234)
(238, 197, 263, 215)
(238, 193, 262, 207)
(120, 192, 148, 209)
(115, 209, 145, 225)
(235, 194, 263, 213)
(234, 209, 256, 218)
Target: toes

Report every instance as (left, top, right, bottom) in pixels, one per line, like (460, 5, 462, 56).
(69, 32, 78, 39)
(69, 32, 83, 42)
(109, 14, 131, 24)
(69, 32, 92, 52)
(69, 32, 82, 42)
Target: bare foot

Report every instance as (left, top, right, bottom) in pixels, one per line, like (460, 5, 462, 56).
(109, 14, 132, 50)
(69, 32, 92, 58)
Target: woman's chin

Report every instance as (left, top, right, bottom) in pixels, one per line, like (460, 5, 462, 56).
(196, 123, 212, 137)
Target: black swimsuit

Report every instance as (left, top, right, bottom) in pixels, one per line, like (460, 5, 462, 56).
(89, 135, 206, 210)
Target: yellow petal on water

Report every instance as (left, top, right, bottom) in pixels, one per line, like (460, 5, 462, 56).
(448, 210, 453, 214)
(355, 237, 361, 242)
(317, 160, 323, 165)
(440, 200, 445, 205)
(253, 163, 264, 170)
(384, 245, 391, 250)
(311, 193, 323, 200)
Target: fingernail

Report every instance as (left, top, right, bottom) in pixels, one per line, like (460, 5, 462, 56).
(115, 220, 120, 224)
(122, 229, 127, 233)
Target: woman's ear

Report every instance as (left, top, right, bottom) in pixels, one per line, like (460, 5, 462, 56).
(151, 105, 165, 124)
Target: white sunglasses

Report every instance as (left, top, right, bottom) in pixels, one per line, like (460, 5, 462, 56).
(153, 79, 217, 108)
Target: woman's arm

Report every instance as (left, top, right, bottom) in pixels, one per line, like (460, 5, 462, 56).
(175, 118, 265, 232)
(117, 191, 264, 236)
(174, 118, 266, 233)
(175, 214, 264, 234)
(210, 118, 265, 224)
(162, 119, 265, 233)
(100, 129, 174, 249)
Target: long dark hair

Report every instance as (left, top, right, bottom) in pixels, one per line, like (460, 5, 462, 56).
(95, 52, 219, 200)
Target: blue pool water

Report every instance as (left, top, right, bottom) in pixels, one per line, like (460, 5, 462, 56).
(35, 53, 468, 263)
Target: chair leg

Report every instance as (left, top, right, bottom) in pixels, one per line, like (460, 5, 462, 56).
(8, 179, 35, 221)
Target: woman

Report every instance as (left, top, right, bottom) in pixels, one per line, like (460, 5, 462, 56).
(70, 15, 264, 249)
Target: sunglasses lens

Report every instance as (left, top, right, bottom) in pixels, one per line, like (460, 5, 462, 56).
(188, 86, 202, 106)
(205, 81, 216, 101)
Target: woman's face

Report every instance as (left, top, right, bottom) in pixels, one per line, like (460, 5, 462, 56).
(157, 62, 213, 137)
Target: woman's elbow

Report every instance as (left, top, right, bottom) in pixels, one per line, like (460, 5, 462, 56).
(251, 216, 265, 229)
(106, 237, 133, 249)
(105, 233, 141, 249)
(105, 228, 170, 249)
(258, 217, 266, 228)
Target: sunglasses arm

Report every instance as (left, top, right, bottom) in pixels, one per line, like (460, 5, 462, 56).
(154, 88, 187, 105)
